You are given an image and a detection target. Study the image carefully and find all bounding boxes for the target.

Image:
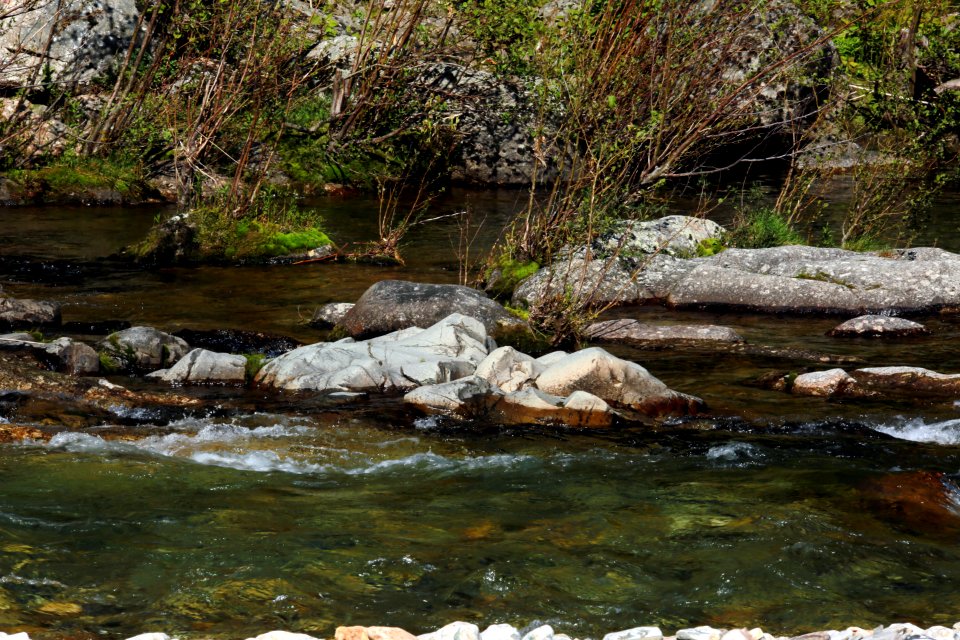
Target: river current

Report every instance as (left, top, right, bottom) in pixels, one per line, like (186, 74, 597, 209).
(2, 188, 960, 638)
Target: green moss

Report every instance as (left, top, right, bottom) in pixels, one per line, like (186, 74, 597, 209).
(4, 155, 144, 202)
(795, 270, 855, 289)
(696, 237, 725, 257)
(505, 304, 530, 321)
(244, 354, 266, 381)
(98, 352, 121, 374)
(486, 256, 540, 298)
(256, 228, 332, 257)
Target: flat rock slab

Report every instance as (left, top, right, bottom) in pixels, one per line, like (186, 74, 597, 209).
(585, 319, 744, 346)
(792, 365, 960, 400)
(0, 297, 61, 328)
(827, 315, 929, 338)
(339, 280, 525, 340)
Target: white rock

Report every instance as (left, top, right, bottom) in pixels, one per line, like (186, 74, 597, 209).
(720, 631, 754, 640)
(419, 622, 482, 640)
(522, 626, 555, 640)
(535, 351, 568, 367)
(677, 628, 724, 640)
(792, 368, 855, 396)
(0, 633, 32, 640)
(922, 628, 955, 640)
(147, 348, 247, 384)
(404, 376, 503, 417)
(475, 346, 544, 392)
(125, 634, 172, 640)
(245, 632, 321, 640)
(481, 625, 521, 640)
(603, 628, 663, 640)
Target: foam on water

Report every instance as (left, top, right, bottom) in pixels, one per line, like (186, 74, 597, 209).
(874, 417, 960, 445)
(706, 441, 761, 462)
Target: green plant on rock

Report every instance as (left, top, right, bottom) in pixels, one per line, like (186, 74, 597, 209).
(727, 193, 805, 249)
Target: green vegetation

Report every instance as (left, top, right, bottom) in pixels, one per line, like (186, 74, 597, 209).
(727, 207, 805, 249)
(243, 354, 266, 381)
(485, 256, 541, 298)
(5, 155, 144, 202)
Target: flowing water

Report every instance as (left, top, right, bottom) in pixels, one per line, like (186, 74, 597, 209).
(2, 190, 960, 639)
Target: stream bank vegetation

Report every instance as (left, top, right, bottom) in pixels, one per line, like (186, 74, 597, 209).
(1, 0, 958, 339)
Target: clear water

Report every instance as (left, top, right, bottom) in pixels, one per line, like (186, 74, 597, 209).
(2, 190, 960, 638)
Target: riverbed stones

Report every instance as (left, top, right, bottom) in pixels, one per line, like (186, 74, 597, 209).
(0, 297, 61, 328)
(677, 628, 724, 640)
(257, 314, 487, 392)
(482, 625, 522, 640)
(522, 627, 556, 640)
(826, 315, 929, 338)
(336, 627, 418, 640)
(44, 337, 99, 375)
(475, 346, 544, 392)
(98, 326, 190, 373)
(603, 627, 664, 640)
(340, 280, 526, 341)
(147, 349, 247, 384)
(792, 369, 856, 397)
(247, 633, 319, 640)
(585, 319, 744, 347)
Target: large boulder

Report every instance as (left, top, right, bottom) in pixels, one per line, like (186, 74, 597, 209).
(98, 326, 190, 373)
(256, 313, 488, 392)
(0, 297, 61, 328)
(0, 0, 140, 90)
(339, 280, 526, 340)
(147, 349, 247, 384)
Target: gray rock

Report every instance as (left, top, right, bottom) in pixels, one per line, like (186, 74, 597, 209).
(340, 280, 526, 340)
(603, 627, 663, 640)
(827, 315, 929, 338)
(310, 302, 355, 329)
(44, 337, 99, 375)
(535, 351, 569, 367)
(98, 326, 190, 373)
(474, 346, 544, 392)
(419, 622, 481, 640)
(585, 319, 744, 347)
(677, 628, 724, 640)
(128, 213, 197, 265)
(0, 297, 61, 328)
(0, 0, 140, 89)
(403, 376, 504, 419)
(535, 347, 705, 417)
(0, 332, 37, 343)
(147, 349, 247, 384)
(595, 216, 724, 259)
(481, 625, 522, 640)
(792, 368, 855, 397)
(257, 313, 487, 392)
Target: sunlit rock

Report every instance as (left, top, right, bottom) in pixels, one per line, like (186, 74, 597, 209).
(246, 632, 321, 640)
(792, 369, 855, 397)
(147, 349, 247, 384)
(522, 627, 556, 640)
(481, 625, 522, 640)
(419, 622, 482, 640)
(475, 346, 544, 392)
(310, 302, 355, 329)
(827, 315, 929, 338)
(585, 319, 744, 347)
(0, 297, 61, 328)
(677, 627, 724, 640)
(125, 634, 172, 640)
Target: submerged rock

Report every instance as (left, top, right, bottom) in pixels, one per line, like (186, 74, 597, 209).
(0, 297, 61, 328)
(791, 365, 960, 400)
(147, 349, 247, 384)
(340, 280, 526, 340)
(826, 315, 929, 338)
(585, 319, 744, 347)
(98, 326, 191, 373)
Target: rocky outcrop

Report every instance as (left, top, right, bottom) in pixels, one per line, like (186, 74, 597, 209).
(827, 315, 929, 338)
(791, 366, 960, 400)
(0, 0, 140, 90)
(405, 345, 703, 425)
(98, 326, 190, 373)
(147, 349, 247, 384)
(256, 313, 488, 393)
(0, 297, 61, 328)
(339, 280, 526, 341)
(585, 319, 744, 347)
(125, 214, 197, 265)
(594, 216, 725, 259)
(515, 236, 960, 316)
(0, 334, 98, 375)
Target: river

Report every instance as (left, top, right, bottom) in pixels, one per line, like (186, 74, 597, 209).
(1, 188, 960, 639)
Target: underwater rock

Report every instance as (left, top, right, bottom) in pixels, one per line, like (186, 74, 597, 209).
(826, 315, 929, 338)
(585, 319, 744, 347)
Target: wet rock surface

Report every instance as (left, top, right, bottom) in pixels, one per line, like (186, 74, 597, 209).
(310, 302, 355, 329)
(585, 319, 744, 347)
(0, 296, 61, 328)
(98, 326, 191, 373)
(148, 348, 247, 385)
(827, 315, 930, 338)
(791, 366, 960, 400)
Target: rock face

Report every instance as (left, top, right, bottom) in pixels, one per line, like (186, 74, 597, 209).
(256, 314, 488, 392)
(827, 315, 929, 338)
(791, 366, 960, 400)
(0, 0, 140, 89)
(98, 327, 191, 373)
(406, 345, 703, 425)
(595, 216, 725, 259)
(585, 319, 744, 347)
(0, 297, 61, 328)
(128, 214, 197, 265)
(515, 239, 960, 316)
(339, 280, 526, 340)
(147, 349, 247, 384)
